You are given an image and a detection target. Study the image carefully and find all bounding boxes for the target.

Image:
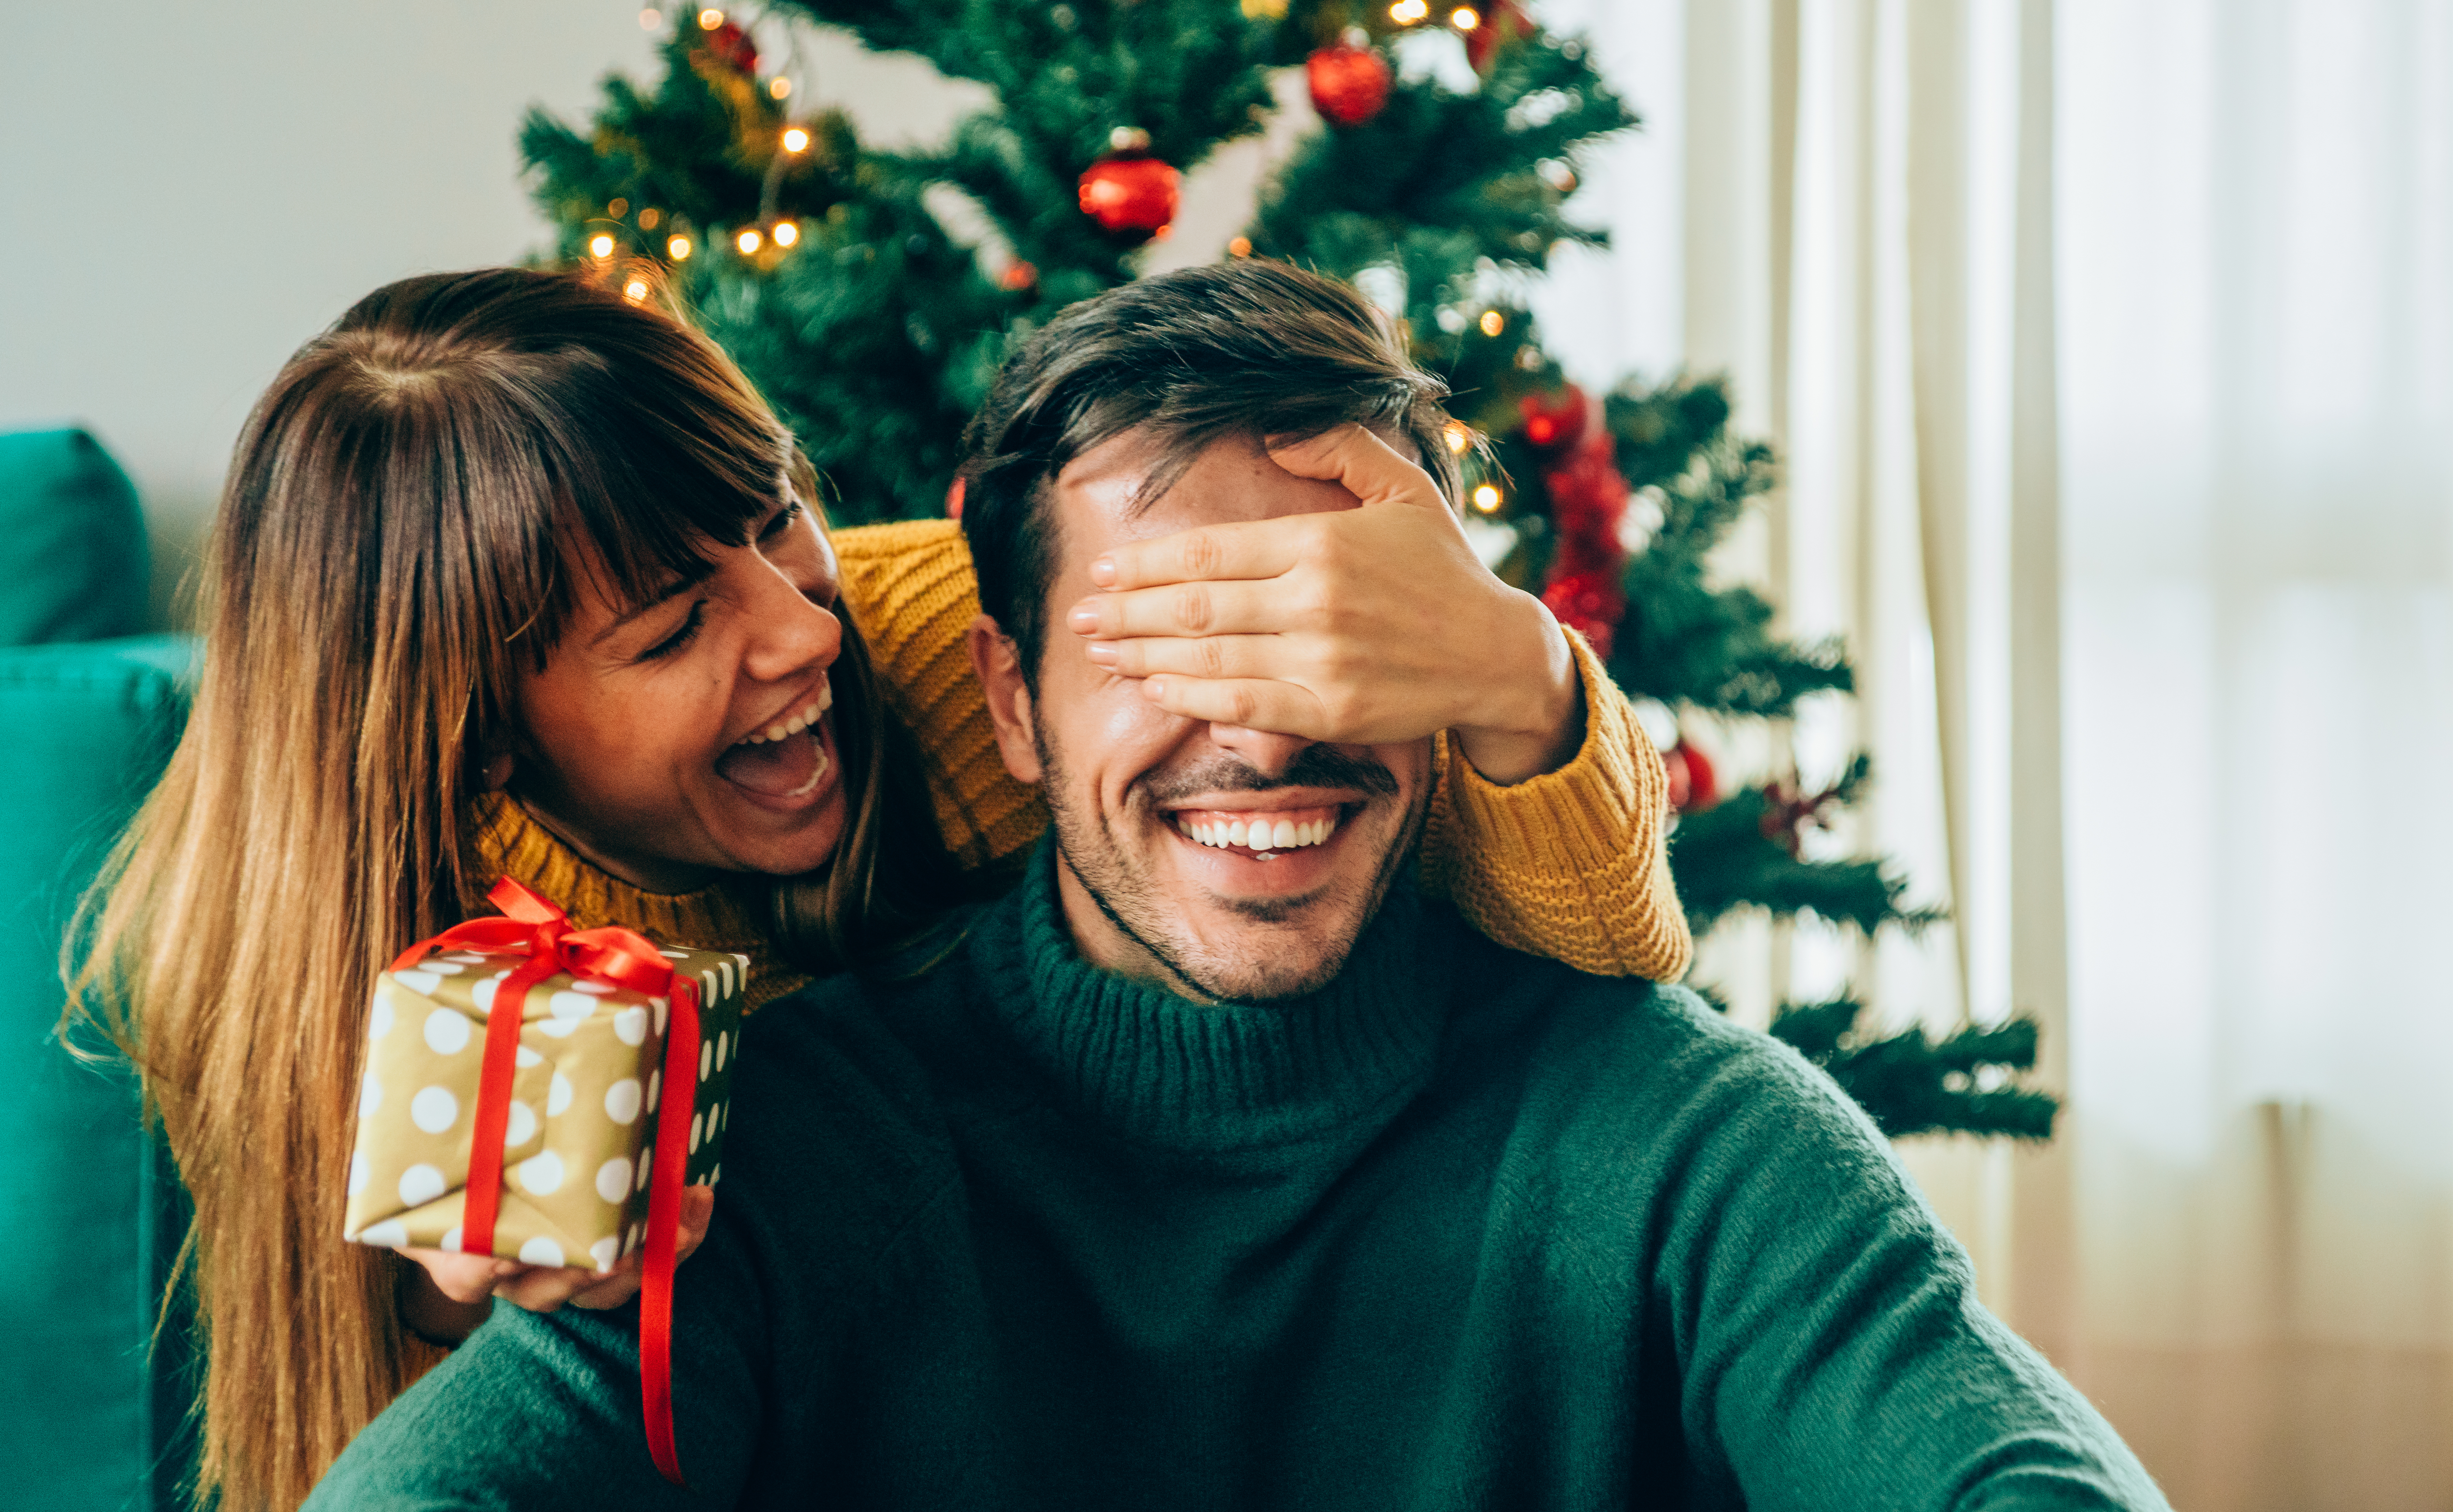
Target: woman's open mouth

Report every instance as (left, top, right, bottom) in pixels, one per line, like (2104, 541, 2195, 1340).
(714, 685, 834, 805)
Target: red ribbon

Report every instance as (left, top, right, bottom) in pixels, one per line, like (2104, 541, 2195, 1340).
(390, 876, 702, 1485)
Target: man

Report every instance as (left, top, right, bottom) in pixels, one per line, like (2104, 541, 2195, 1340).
(314, 262, 2166, 1509)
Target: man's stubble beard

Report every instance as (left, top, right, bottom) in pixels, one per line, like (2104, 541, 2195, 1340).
(1034, 725, 1428, 1003)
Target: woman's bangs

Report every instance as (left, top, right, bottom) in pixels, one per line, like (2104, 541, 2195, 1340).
(557, 386, 788, 626)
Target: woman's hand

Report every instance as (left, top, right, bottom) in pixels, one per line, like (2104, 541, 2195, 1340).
(1064, 425, 1585, 785)
(393, 1184, 717, 1347)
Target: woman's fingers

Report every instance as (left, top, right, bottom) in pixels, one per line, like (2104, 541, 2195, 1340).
(490, 1265, 597, 1314)
(567, 1263, 645, 1311)
(1138, 676, 1329, 737)
(1069, 577, 1307, 641)
(566, 1183, 717, 1311)
(399, 1246, 519, 1306)
(1265, 425, 1450, 511)
(1089, 633, 1296, 683)
(676, 1183, 716, 1259)
(1088, 517, 1305, 593)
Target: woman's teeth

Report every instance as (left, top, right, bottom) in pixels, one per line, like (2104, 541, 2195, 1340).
(735, 685, 832, 746)
(1174, 813, 1341, 851)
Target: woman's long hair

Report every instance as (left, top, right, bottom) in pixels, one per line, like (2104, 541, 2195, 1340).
(66, 268, 948, 1509)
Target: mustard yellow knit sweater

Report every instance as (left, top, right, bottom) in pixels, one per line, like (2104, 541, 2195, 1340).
(473, 520, 1690, 1005)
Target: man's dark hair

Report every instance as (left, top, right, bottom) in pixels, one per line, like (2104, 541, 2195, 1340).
(958, 260, 1462, 679)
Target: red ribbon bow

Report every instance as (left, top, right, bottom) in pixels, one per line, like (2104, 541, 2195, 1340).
(390, 876, 703, 1485)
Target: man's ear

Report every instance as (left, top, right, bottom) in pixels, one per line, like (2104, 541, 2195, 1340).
(967, 614, 1043, 786)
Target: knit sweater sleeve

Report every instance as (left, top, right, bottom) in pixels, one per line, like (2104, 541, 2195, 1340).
(304, 1232, 768, 1508)
(1628, 989, 2168, 1511)
(831, 519, 1692, 981)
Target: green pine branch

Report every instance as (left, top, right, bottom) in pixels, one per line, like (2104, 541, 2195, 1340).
(1667, 766, 1944, 939)
(1603, 378, 1854, 716)
(1249, 35, 1635, 300)
(1768, 996, 2057, 1141)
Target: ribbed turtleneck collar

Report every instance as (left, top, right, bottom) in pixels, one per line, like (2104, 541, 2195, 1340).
(962, 837, 1456, 1154)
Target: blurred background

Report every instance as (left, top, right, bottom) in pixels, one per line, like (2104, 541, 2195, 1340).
(6, 2, 2450, 1506)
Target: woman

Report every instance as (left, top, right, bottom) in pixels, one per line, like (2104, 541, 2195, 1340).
(72, 267, 1688, 1511)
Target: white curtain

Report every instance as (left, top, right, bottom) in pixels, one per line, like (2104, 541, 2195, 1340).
(1537, 0, 2453, 1505)
(2058, 1, 2453, 1504)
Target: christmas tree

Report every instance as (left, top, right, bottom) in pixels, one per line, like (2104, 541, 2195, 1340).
(520, 0, 2054, 1141)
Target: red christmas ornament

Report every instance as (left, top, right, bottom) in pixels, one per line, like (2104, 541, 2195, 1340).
(1464, 0, 1535, 72)
(1517, 384, 1589, 450)
(1307, 42, 1393, 127)
(701, 20, 759, 74)
(1078, 152, 1180, 242)
(1541, 569, 1624, 662)
(1662, 738, 1718, 813)
(1536, 386, 1636, 662)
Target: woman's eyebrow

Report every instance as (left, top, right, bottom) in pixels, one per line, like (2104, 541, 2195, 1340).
(590, 561, 718, 648)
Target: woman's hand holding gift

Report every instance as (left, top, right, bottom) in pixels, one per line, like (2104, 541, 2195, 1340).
(1064, 424, 1585, 785)
(393, 1185, 716, 1345)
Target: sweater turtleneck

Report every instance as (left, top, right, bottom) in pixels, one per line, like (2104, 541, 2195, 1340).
(956, 838, 1458, 1156)
(465, 791, 813, 1011)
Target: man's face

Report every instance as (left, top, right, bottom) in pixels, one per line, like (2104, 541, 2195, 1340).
(976, 429, 1434, 1001)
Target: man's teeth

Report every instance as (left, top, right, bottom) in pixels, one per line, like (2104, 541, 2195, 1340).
(735, 692, 830, 746)
(1174, 814, 1341, 850)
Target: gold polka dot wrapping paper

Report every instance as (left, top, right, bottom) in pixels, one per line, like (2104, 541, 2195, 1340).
(343, 911, 749, 1273)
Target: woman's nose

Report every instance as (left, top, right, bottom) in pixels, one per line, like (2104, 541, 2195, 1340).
(740, 562, 842, 683)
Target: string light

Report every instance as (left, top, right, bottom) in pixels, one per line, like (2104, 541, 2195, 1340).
(623, 278, 650, 301)
(781, 126, 810, 154)
(1390, 0, 1429, 21)
(1471, 484, 1503, 513)
(1227, 236, 1252, 257)
(638, 8, 659, 29)
(698, 8, 723, 29)
(667, 234, 692, 260)
(1478, 309, 1505, 337)
(608, 198, 628, 218)
(1443, 421, 1471, 454)
(1451, 6, 1480, 29)
(771, 220, 799, 247)
(588, 233, 616, 259)
(769, 76, 791, 99)
(638, 207, 661, 230)
(736, 228, 763, 254)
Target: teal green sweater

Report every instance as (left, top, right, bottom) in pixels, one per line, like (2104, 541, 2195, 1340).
(313, 844, 2164, 1510)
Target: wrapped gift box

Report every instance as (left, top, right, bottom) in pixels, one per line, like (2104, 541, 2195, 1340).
(344, 935, 748, 1271)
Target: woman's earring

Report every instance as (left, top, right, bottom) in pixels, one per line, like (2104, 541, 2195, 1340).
(482, 753, 514, 791)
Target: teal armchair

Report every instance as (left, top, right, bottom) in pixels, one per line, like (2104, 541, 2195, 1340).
(0, 429, 199, 1510)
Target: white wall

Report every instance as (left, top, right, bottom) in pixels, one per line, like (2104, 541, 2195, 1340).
(0, 3, 673, 623)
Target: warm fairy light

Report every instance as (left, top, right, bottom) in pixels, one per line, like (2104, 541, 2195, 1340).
(781, 126, 811, 153)
(769, 76, 791, 99)
(608, 197, 628, 218)
(667, 234, 692, 260)
(1389, 0, 1429, 20)
(1227, 236, 1252, 257)
(638, 207, 661, 229)
(771, 220, 799, 247)
(588, 233, 616, 259)
(697, 8, 723, 29)
(638, 8, 659, 29)
(1451, 6, 1481, 28)
(736, 228, 763, 254)
(1443, 421, 1471, 453)
(1471, 483, 1503, 513)
(623, 278, 650, 301)
(1478, 309, 1505, 337)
